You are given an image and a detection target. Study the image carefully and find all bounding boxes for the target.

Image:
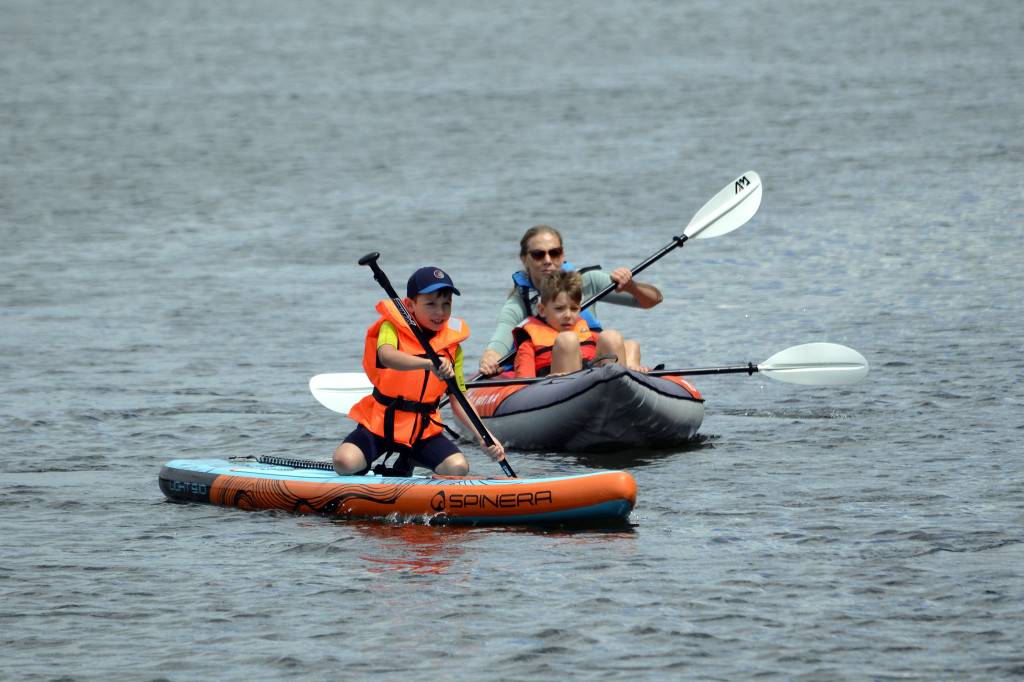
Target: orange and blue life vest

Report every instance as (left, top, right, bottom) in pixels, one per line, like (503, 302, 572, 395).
(348, 299, 470, 447)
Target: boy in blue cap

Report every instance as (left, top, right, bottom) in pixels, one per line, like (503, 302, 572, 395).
(334, 267, 504, 476)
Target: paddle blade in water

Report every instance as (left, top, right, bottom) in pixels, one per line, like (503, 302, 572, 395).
(758, 342, 869, 386)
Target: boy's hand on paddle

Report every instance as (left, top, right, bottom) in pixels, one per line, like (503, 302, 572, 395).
(481, 439, 505, 460)
(430, 358, 455, 381)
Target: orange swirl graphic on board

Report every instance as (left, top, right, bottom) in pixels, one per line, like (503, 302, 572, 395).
(210, 477, 419, 514)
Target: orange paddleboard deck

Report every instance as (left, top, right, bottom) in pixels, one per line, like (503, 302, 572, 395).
(159, 457, 636, 526)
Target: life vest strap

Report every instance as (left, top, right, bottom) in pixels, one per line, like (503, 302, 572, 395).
(372, 387, 440, 447)
(371, 388, 440, 414)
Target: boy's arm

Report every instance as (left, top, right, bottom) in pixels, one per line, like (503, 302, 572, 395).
(377, 322, 453, 377)
(377, 344, 434, 372)
(513, 340, 538, 378)
(452, 345, 467, 392)
(449, 344, 506, 460)
(449, 396, 505, 460)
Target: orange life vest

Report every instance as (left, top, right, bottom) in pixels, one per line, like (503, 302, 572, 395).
(348, 300, 470, 446)
(513, 316, 596, 375)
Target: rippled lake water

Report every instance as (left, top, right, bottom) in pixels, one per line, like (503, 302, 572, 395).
(3, 1, 1023, 679)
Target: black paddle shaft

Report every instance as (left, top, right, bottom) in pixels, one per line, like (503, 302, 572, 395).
(358, 252, 516, 478)
(462, 362, 758, 388)
(648, 363, 757, 378)
(582, 234, 688, 311)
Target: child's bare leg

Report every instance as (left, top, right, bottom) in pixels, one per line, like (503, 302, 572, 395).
(550, 332, 583, 374)
(434, 453, 470, 476)
(333, 442, 368, 475)
(624, 339, 643, 371)
(595, 329, 626, 366)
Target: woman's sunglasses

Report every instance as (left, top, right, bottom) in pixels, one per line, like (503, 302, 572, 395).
(527, 247, 564, 261)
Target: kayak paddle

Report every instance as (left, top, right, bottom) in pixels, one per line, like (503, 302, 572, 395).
(309, 342, 868, 413)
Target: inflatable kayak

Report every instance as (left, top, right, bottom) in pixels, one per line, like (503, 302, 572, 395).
(459, 363, 704, 452)
(159, 456, 636, 526)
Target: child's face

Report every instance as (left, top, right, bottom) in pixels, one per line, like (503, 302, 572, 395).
(538, 292, 581, 332)
(408, 290, 453, 332)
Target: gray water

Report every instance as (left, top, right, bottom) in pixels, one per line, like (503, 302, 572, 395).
(3, 1, 1023, 680)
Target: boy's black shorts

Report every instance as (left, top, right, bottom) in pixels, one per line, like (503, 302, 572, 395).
(342, 423, 460, 473)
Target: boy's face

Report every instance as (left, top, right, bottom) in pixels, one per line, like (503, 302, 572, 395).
(537, 292, 581, 332)
(408, 289, 453, 332)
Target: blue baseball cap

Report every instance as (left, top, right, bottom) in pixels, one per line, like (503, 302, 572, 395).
(407, 266, 461, 298)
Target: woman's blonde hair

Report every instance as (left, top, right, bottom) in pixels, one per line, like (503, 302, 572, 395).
(519, 225, 564, 257)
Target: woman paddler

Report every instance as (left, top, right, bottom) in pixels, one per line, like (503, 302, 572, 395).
(478, 225, 663, 376)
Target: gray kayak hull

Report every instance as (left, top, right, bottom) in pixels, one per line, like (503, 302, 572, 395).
(459, 363, 704, 452)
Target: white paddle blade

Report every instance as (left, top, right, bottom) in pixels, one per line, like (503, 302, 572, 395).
(685, 170, 762, 240)
(309, 373, 373, 414)
(758, 342, 869, 386)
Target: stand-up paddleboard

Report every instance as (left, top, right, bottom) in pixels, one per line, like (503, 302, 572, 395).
(159, 457, 636, 526)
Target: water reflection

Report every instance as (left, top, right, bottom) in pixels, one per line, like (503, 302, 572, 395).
(350, 522, 478, 575)
(341, 518, 637, 575)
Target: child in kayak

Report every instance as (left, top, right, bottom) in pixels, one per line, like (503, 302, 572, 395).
(513, 269, 643, 378)
(334, 266, 505, 477)
(478, 224, 662, 376)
